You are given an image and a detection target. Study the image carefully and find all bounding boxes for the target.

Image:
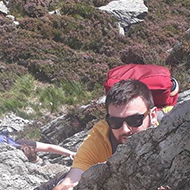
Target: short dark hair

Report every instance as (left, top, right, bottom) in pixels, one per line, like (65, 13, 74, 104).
(21, 144, 37, 162)
(105, 80, 154, 112)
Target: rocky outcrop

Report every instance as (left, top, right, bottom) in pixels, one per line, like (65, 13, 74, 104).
(0, 112, 33, 133)
(0, 143, 69, 190)
(43, 130, 89, 165)
(0, 1, 19, 25)
(99, 0, 148, 35)
(40, 97, 106, 145)
(74, 100, 190, 190)
(1, 90, 190, 189)
(40, 114, 83, 145)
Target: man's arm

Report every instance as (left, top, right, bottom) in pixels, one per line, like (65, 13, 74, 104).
(36, 142, 76, 158)
(53, 168, 84, 190)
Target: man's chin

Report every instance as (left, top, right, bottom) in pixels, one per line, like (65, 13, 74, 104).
(119, 134, 133, 144)
(120, 137, 127, 144)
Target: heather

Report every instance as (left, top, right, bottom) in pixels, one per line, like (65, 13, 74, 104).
(0, 0, 189, 118)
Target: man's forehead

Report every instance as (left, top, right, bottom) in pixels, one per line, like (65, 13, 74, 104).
(108, 96, 147, 111)
(111, 96, 144, 106)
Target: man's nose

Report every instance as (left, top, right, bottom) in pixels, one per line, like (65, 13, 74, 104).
(121, 122, 131, 133)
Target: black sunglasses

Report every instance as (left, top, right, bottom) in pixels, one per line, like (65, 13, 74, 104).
(106, 110, 150, 129)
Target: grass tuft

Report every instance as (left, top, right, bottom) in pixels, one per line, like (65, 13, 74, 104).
(0, 74, 97, 118)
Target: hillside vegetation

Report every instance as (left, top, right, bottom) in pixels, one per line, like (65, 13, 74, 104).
(0, 0, 189, 119)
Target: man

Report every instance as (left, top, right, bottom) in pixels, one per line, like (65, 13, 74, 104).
(0, 135, 76, 162)
(53, 79, 158, 190)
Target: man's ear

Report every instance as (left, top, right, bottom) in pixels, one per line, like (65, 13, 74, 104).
(150, 107, 158, 126)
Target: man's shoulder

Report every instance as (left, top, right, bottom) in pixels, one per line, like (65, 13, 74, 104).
(91, 120, 109, 134)
(87, 120, 110, 143)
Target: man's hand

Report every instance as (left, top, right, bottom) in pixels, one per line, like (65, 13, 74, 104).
(53, 183, 75, 190)
(53, 168, 83, 190)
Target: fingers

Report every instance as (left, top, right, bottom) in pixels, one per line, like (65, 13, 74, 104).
(69, 152, 76, 160)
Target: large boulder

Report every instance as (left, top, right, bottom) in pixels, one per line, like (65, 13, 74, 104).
(74, 100, 190, 190)
(99, 0, 148, 35)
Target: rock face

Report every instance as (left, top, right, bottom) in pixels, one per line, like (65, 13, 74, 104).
(0, 144, 69, 190)
(74, 100, 190, 190)
(40, 130, 89, 165)
(99, 0, 148, 34)
(40, 97, 106, 145)
(40, 114, 83, 145)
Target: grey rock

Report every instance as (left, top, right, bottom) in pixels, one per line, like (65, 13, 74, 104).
(49, 9, 61, 15)
(178, 89, 190, 104)
(0, 1, 8, 15)
(13, 20, 19, 26)
(0, 144, 68, 190)
(40, 97, 103, 145)
(42, 130, 89, 165)
(0, 64, 6, 71)
(6, 14, 15, 21)
(74, 100, 190, 190)
(0, 112, 33, 133)
(5, 14, 19, 25)
(99, 0, 148, 35)
(62, 130, 89, 149)
(40, 114, 81, 144)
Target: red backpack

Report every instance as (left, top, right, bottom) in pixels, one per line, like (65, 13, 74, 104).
(104, 64, 179, 109)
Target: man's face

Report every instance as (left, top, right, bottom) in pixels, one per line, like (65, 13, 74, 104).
(108, 96, 152, 144)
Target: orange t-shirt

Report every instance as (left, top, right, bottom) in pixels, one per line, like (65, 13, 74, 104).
(72, 120, 112, 171)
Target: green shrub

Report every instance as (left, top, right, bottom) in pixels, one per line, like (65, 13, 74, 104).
(0, 74, 35, 115)
(0, 73, 101, 117)
(12, 74, 35, 96)
(0, 98, 23, 114)
(8, 0, 27, 18)
(37, 86, 65, 113)
(60, 80, 90, 104)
